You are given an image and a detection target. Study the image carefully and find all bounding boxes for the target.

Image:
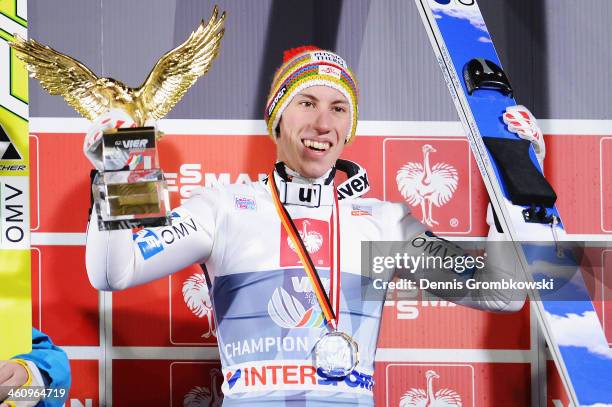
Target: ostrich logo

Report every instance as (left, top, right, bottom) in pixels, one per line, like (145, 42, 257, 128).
(267, 287, 326, 329)
(183, 368, 223, 407)
(182, 273, 216, 338)
(400, 370, 462, 407)
(286, 219, 324, 254)
(396, 144, 459, 227)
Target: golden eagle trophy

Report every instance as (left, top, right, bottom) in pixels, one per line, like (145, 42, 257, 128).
(10, 6, 226, 230)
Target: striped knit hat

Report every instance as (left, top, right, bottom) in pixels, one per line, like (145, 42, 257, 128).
(264, 46, 359, 144)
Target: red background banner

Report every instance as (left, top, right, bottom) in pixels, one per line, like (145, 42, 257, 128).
(30, 130, 611, 405)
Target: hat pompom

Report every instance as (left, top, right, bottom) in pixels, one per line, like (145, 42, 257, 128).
(282, 45, 321, 63)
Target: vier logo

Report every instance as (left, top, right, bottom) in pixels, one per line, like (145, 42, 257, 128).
(117, 139, 148, 149)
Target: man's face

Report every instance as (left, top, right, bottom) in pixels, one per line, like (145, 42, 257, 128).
(276, 85, 351, 179)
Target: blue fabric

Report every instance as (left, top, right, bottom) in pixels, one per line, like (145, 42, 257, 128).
(13, 329, 71, 407)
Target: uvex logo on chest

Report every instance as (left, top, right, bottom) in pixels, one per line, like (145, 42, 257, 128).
(337, 173, 369, 200)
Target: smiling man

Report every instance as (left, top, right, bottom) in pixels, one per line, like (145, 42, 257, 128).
(85, 47, 537, 406)
(275, 86, 348, 178)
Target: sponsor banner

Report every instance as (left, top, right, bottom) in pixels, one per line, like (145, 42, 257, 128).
(67, 359, 99, 407)
(547, 360, 571, 407)
(384, 363, 474, 407)
(578, 246, 612, 344)
(221, 360, 374, 396)
(601, 137, 612, 232)
(378, 291, 530, 349)
(31, 245, 99, 346)
(29, 136, 38, 230)
(112, 359, 221, 407)
(0, 9, 30, 359)
(546, 135, 611, 234)
(0, 122, 28, 173)
(1, 176, 28, 248)
(0, 1, 29, 178)
(112, 271, 174, 346)
(170, 266, 218, 345)
(383, 138, 473, 234)
(29, 133, 274, 232)
(343, 136, 490, 236)
(30, 131, 611, 235)
(279, 217, 330, 267)
(0, 248, 30, 358)
(374, 361, 531, 407)
(28, 133, 99, 233)
(602, 249, 612, 344)
(31, 246, 40, 328)
(113, 263, 219, 347)
(171, 362, 224, 407)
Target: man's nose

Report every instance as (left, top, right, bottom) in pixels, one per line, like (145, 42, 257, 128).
(313, 109, 332, 134)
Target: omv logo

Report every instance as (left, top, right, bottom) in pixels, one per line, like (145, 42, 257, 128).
(132, 229, 164, 260)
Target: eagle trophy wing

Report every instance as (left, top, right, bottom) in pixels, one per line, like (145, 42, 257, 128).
(137, 6, 225, 121)
(9, 35, 109, 120)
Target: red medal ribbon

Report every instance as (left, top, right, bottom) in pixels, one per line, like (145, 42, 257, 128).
(268, 172, 341, 331)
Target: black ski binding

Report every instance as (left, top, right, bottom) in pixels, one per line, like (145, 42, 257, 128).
(483, 138, 557, 209)
(522, 204, 554, 225)
(464, 58, 513, 96)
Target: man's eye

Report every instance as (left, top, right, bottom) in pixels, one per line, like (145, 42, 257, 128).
(300, 101, 314, 108)
(333, 106, 347, 113)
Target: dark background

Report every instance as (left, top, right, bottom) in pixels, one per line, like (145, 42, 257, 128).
(28, 0, 611, 120)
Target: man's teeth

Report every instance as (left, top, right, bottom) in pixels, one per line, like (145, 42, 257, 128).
(303, 139, 330, 151)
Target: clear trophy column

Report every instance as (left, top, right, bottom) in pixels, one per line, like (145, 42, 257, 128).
(92, 127, 171, 230)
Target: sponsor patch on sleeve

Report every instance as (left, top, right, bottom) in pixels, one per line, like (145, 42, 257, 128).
(132, 229, 164, 260)
(234, 195, 257, 211)
(351, 204, 372, 216)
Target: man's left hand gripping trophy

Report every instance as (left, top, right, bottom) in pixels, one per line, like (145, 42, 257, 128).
(10, 6, 225, 230)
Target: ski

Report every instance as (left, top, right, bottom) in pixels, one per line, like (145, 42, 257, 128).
(0, 0, 31, 358)
(414, 0, 612, 405)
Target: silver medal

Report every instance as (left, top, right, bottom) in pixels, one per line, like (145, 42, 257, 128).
(314, 331, 359, 378)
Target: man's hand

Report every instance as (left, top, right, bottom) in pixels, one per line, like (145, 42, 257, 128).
(83, 108, 136, 170)
(0, 360, 29, 403)
(503, 105, 545, 168)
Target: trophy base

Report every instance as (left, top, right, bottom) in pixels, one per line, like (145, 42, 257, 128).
(93, 169, 171, 231)
(98, 216, 171, 231)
